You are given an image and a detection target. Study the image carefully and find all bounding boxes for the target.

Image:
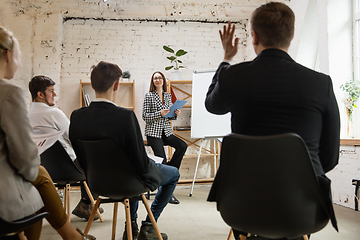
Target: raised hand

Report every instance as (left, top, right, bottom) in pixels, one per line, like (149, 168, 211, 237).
(219, 22, 239, 61)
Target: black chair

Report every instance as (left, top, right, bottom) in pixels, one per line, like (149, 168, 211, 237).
(217, 133, 331, 240)
(0, 212, 49, 239)
(352, 179, 360, 211)
(40, 141, 102, 222)
(77, 139, 163, 240)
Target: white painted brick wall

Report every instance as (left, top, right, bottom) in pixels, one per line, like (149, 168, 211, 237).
(328, 145, 360, 210)
(60, 19, 248, 126)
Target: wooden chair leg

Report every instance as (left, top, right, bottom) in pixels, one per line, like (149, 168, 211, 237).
(65, 184, 71, 222)
(239, 234, 247, 240)
(227, 228, 233, 240)
(141, 194, 163, 240)
(63, 187, 67, 213)
(124, 199, 132, 240)
(84, 198, 101, 234)
(83, 181, 104, 222)
(112, 202, 119, 240)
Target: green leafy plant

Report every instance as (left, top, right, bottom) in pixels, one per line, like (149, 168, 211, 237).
(163, 45, 188, 71)
(340, 79, 360, 121)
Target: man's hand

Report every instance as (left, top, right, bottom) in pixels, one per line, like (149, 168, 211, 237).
(220, 22, 239, 61)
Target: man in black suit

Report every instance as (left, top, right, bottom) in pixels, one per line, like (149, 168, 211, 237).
(206, 2, 340, 239)
(69, 61, 179, 240)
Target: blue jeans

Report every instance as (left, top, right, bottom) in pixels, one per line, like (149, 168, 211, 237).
(130, 163, 179, 222)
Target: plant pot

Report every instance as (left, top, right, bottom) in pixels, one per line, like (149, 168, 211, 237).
(171, 70, 183, 80)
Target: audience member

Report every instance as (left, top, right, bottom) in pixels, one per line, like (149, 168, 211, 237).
(0, 26, 95, 240)
(142, 71, 187, 204)
(69, 61, 180, 240)
(205, 2, 340, 239)
(28, 75, 104, 221)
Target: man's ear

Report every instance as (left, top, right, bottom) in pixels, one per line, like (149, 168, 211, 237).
(252, 30, 259, 46)
(113, 81, 119, 91)
(36, 91, 44, 100)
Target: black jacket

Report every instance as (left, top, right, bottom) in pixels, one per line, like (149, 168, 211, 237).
(206, 49, 340, 230)
(69, 101, 162, 191)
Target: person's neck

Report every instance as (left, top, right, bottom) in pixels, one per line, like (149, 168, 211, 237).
(95, 90, 115, 103)
(156, 88, 163, 96)
(0, 60, 8, 79)
(34, 99, 49, 106)
(255, 44, 289, 55)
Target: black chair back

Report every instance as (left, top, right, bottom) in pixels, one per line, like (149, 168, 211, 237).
(77, 139, 149, 199)
(0, 212, 49, 237)
(217, 133, 329, 239)
(40, 141, 85, 184)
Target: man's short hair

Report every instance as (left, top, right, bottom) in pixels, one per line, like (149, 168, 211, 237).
(91, 61, 122, 93)
(250, 2, 295, 49)
(29, 75, 55, 101)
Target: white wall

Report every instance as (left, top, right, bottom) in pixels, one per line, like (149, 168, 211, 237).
(61, 19, 249, 128)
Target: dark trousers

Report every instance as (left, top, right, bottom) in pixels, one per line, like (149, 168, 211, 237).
(146, 132, 187, 169)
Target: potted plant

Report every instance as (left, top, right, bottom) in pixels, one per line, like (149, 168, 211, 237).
(340, 79, 360, 136)
(122, 71, 131, 82)
(163, 45, 188, 71)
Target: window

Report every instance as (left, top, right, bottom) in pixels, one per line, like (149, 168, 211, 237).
(354, 0, 360, 82)
(352, 0, 360, 138)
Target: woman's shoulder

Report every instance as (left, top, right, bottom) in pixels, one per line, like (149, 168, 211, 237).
(145, 91, 157, 98)
(0, 80, 23, 99)
(164, 92, 171, 97)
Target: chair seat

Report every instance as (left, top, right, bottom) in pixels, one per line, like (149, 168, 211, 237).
(77, 139, 164, 240)
(0, 212, 49, 237)
(216, 133, 331, 239)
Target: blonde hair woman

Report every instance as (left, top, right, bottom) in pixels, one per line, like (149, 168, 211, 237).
(0, 26, 95, 240)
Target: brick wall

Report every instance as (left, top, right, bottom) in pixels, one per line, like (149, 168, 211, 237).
(60, 19, 249, 124)
(328, 145, 360, 209)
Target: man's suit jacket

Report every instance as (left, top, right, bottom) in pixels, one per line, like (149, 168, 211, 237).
(205, 49, 340, 230)
(69, 101, 162, 191)
(142, 91, 173, 138)
(0, 79, 43, 221)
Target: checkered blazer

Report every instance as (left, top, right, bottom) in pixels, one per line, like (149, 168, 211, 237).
(143, 91, 173, 138)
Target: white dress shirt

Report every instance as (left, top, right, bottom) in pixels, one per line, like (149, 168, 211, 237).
(29, 102, 76, 160)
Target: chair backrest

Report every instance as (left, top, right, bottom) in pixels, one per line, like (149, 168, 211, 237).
(217, 133, 329, 239)
(77, 139, 149, 199)
(0, 212, 49, 236)
(40, 141, 85, 184)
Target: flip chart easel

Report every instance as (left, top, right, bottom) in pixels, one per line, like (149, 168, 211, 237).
(190, 69, 231, 196)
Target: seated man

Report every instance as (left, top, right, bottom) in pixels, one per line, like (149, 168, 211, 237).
(28, 75, 104, 221)
(69, 61, 179, 240)
(206, 2, 340, 239)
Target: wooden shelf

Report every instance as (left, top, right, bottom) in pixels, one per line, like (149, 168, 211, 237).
(168, 79, 219, 182)
(80, 80, 135, 110)
(340, 139, 360, 146)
